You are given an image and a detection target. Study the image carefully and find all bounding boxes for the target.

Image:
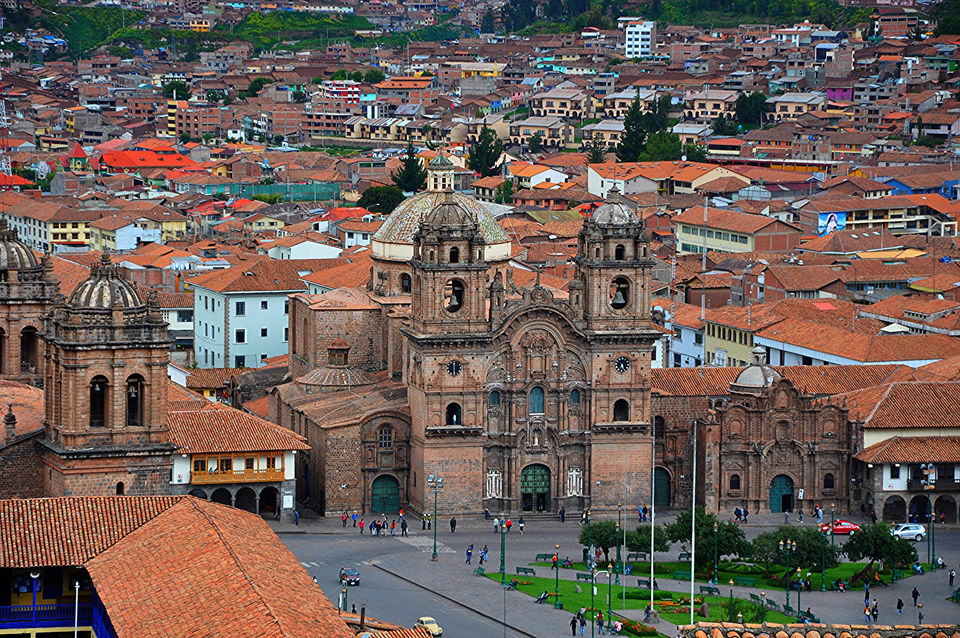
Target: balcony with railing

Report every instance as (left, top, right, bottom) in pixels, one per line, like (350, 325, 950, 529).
(907, 478, 960, 492)
(191, 467, 285, 485)
(0, 593, 116, 637)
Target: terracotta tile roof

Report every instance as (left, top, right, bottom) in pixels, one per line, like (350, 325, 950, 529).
(652, 363, 908, 397)
(914, 353, 960, 381)
(674, 206, 794, 234)
(856, 435, 960, 463)
(799, 227, 901, 254)
(242, 394, 271, 419)
(167, 404, 309, 453)
(85, 497, 354, 638)
(167, 380, 209, 411)
(832, 380, 960, 428)
(0, 496, 182, 567)
(51, 256, 91, 298)
(766, 264, 844, 291)
(188, 258, 337, 293)
(297, 287, 380, 311)
(0, 380, 48, 437)
(300, 251, 373, 289)
(183, 367, 244, 389)
(652, 299, 705, 330)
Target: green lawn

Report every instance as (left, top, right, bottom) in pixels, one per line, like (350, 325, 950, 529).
(531, 560, 919, 592)
(486, 573, 796, 626)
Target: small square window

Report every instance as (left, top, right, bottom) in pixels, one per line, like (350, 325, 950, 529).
(260, 328, 268, 338)
(235, 301, 246, 316)
(261, 301, 268, 310)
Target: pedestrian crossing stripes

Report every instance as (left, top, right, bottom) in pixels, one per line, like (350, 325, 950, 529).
(300, 561, 320, 567)
(394, 535, 456, 553)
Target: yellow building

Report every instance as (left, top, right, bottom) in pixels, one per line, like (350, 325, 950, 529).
(702, 304, 785, 366)
(190, 18, 211, 32)
(243, 214, 285, 233)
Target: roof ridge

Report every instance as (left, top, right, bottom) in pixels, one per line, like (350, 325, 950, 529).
(186, 498, 294, 636)
(864, 383, 896, 424)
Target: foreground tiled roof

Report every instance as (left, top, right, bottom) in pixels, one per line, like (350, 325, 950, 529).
(83, 497, 354, 638)
(167, 404, 309, 453)
(679, 621, 960, 638)
(184, 367, 244, 389)
(830, 380, 960, 428)
(856, 435, 960, 463)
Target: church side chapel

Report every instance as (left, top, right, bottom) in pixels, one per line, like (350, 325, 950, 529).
(273, 157, 661, 517)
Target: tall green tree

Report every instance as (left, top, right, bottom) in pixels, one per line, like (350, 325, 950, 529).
(331, 69, 349, 80)
(240, 77, 269, 99)
(364, 68, 385, 84)
(586, 132, 608, 164)
(683, 143, 708, 162)
(750, 525, 841, 578)
(642, 131, 683, 161)
(162, 80, 190, 99)
(735, 91, 768, 126)
(495, 180, 513, 204)
(358, 185, 405, 214)
(617, 90, 647, 162)
(480, 10, 496, 32)
(712, 114, 739, 136)
(467, 126, 504, 177)
(527, 131, 544, 153)
(643, 94, 672, 135)
(578, 521, 620, 564)
(391, 142, 427, 193)
(626, 524, 670, 553)
(664, 506, 751, 572)
(842, 523, 917, 578)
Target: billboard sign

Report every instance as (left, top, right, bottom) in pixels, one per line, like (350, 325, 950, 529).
(818, 211, 846, 236)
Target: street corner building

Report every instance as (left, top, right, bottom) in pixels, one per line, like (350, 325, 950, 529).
(0, 495, 355, 638)
(271, 158, 661, 518)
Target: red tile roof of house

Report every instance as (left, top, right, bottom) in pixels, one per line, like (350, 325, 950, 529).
(167, 403, 308, 453)
(832, 381, 960, 428)
(188, 258, 337, 293)
(183, 367, 244, 389)
(856, 435, 960, 463)
(100, 150, 198, 169)
(674, 206, 796, 234)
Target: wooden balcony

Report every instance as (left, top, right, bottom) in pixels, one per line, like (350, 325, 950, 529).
(191, 468, 285, 485)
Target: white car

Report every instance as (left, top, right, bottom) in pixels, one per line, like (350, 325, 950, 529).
(892, 523, 926, 541)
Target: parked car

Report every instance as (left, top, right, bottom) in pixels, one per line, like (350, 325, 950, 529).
(415, 616, 443, 636)
(892, 523, 926, 541)
(819, 519, 860, 535)
(339, 567, 360, 586)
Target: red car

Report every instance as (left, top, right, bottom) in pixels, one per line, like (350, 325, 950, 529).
(820, 519, 860, 535)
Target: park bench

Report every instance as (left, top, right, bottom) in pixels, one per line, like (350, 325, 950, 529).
(673, 570, 691, 580)
(535, 553, 554, 562)
(783, 604, 795, 615)
(516, 567, 536, 576)
(749, 593, 762, 603)
(474, 566, 485, 576)
(637, 578, 652, 589)
(765, 599, 780, 611)
(734, 577, 757, 587)
(699, 586, 721, 596)
(576, 572, 594, 583)
(626, 552, 647, 561)
(678, 552, 692, 561)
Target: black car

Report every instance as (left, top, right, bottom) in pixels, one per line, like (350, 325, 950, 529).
(339, 567, 360, 586)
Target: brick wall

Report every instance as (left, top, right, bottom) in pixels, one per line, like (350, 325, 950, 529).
(0, 433, 44, 498)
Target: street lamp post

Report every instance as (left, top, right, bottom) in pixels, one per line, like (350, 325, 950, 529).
(607, 564, 613, 631)
(759, 591, 766, 623)
(713, 521, 719, 582)
(795, 567, 802, 622)
(728, 579, 735, 622)
(427, 474, 443, 562)
(830, 504, 835, 547)
(341, 587, 348, 613)
(591, 566, 610, 638)
(585, 510, 592, 568)
(499, 512, 506, 586)
(615, 503, 622, 586)
(820, 530, 826, 592)
(779, 539, 795, 610)
(554, 544, 562, 609)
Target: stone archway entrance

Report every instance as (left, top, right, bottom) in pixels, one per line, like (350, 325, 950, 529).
(371, 475, 399, 513)
(935, 495, 957, 524)
(521, 464, 551, 512)
(654, 468, 671, 508)
(769, 474, 794, 513)
(909, 495, 932, 523)
(882, 495, 906, 522)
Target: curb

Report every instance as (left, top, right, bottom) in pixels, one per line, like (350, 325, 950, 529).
(372, 563, 541, 638)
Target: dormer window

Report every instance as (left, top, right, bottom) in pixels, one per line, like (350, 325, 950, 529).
(327, 340, 350, 366)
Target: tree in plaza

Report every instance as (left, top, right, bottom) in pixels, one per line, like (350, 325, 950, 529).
(391, 142, 427, 193)
(683, 143, 708, 162)
(842, 523, 917, 582)
(750, 525, 841, 579)
(578, 520, 621, 564)
(495, 179, 513, 204)
(527, 131, 544, 153)
(663, 506, 751, 572)
(364, 68, 385, 84)
(735, 91, 768, 126)
(641, 130, 683, 161)
(712, 114, 740, 136)
(616, 89, 647, 162)
(358, 185, 405, 214)
(467, 126, 504, 177)
(585, 132, 608, 164)
(162, 80, 190, 99)
(626, 524, 671, 554)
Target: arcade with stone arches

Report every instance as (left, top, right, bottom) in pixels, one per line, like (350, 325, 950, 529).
(880, 493, 958, 524)
(186, 484, 284, 517)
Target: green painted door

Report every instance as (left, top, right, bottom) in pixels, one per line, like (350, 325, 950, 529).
(371, 475, 399, 513)
(521, 464, 551, 512)
(769, 475, 794, 513)
(654, 468, 671, 508)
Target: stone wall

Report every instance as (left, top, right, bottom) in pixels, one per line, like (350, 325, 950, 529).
(0, 432, 44, 498)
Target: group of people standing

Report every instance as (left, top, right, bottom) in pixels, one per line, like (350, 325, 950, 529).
(347, 509, 409, 537)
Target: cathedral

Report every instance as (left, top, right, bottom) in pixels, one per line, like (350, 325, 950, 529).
(273, 159, 662, 516)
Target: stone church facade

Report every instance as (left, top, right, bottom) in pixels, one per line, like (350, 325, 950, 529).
(273, 162, 661, 516)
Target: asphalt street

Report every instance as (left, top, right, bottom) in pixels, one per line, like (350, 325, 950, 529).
(277, 511, 960, 637)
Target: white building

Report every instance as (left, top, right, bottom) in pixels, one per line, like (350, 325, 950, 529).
(623, 20, 657, 58)
(653, 300, 705, 367)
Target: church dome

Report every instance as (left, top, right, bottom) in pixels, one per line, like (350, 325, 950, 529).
(590, 186, 636, 225)
(421, 190, 477, 230)
(68, 254, 142, 309)
(731, 346, 781, 392)
(0, 220, 39, 270)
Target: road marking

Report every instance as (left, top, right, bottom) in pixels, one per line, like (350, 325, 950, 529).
(394, 535, 456, 553)
(300, 561, 320, 567)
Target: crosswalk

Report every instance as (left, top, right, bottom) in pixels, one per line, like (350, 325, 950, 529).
(394, 534, 456, 553)
(300, 561, 321, 568)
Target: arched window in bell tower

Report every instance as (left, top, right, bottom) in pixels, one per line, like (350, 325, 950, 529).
(90, 376, 108, 427)
(126, 374, 144, 427)
(445, 403, 462, 426)
(610, 277, 630, 310)
(614, 244, 626, 260)
(401, 273, 412, 293)
(613, 399, 630, 422)
(449, 247, 460, 264)
(444, 279, 465, 313)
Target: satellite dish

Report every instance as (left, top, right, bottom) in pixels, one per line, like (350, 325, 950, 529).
(681, 155, 687, 162)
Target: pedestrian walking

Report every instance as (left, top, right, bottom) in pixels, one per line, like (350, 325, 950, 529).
(570, 616, 578, 636)
(743, 507, 749, 523)
(798, 509, 803, 523)
(559, 506, 565, 522)
(870, 510, 877, 524)
(466, 544, 473, 565)
(950, 569, 955, 587)
(871, 600, 878, 623)
(427, 514, 431, 530)
(352, 511, 358, 527)
(479, 545, 487, 565)
(519, 516, 525, 534)
(597, 611, 605, 635)
(422, 516, 426, 531)
(294, 510, 300, 526)
(359, 519, 364, 534)
(578, 613, 586, 636)
(638, 505, 643, 522)
(785, 511, 789, 524)
(506, 518, 512, 533)
(912, 587, 920, 606)
(401, 518, 408, 536)
(390, 520, 396, 536)
(864, 604, 871, 624)
(450, 517, 457, 533)
(341, 511, 348, 527)
(494, 517, 500, 533)
(897, 598, 903, 616)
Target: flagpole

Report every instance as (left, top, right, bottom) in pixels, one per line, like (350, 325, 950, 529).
(690, 421, 697, 625)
